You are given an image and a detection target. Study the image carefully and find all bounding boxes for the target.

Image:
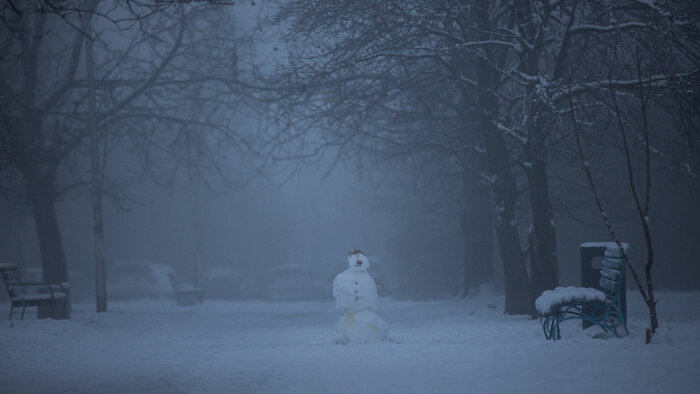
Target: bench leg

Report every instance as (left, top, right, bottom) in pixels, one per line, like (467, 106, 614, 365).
(542, 302, 627, 341)
(553, 317, 561, 340)
(542, 313, 563, 341)
(21, 304, 26, 320)
(617, 309, 629, 336)
(604, 309, 628, 338)
(8, 305, 13, 320)
(546, 317, 555, 340)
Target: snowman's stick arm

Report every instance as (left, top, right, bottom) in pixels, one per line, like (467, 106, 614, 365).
(376, 282, 392, 295)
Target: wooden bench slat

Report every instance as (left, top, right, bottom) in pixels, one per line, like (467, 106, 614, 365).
(599, 277, 618, 292)
(602, 258, 625, 271)
(600, 268, 620, 281)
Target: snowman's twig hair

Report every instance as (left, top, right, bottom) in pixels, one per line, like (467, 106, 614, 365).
(348, 249, 364, 256)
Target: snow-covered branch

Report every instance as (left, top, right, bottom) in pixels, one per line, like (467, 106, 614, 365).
(569, 22, 649, 35)
(552, 70, 699, 103)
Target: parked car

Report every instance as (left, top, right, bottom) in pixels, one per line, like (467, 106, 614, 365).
(265, 264, 327, 301)
(108, 261, 174, 300)
(202, 267, 252, 300)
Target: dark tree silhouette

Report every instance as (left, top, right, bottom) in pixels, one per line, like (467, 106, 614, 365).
(0, 2, 257, 291)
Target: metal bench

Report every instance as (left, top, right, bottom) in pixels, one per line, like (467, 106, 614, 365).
(536, 257, 629, 340)
(0, 263, 68, 320)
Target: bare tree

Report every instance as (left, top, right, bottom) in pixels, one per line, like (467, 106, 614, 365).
(263, 0, 526, 307)
(0, 0, 235, 34)
(264, 0, 698, 317)
(568, 77, 661, 342)
(0, 2, 258, 292)
(563, 1, 700, 343)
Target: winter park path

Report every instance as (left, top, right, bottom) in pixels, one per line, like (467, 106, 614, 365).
(1, 291, 699, 393)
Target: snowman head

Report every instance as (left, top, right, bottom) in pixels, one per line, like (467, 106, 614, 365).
(348, 249, 370, 272)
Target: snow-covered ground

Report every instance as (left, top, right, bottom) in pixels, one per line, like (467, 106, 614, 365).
(1, 289, 699, 393)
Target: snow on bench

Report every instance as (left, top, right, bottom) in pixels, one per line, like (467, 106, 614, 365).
(535, 286, 606, 314)
(1, 263, 69, 319)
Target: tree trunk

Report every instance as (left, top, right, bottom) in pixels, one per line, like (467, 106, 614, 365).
(471, 85, 531, 315)
(18, 19, 69, 316)
(490, 166, 532, 315)
(84, 9, 108, 313)
(469, 0, 532, 316)
(524, 152, 559, 306)
(27, 175, 68, 283)
(515, 0, 559, 311)
(460, 172, 494, 296)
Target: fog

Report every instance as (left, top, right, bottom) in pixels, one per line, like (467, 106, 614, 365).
(3, 151, 700, 304)
(0, 159, 468, 301)
(2, 2, 700, 392)
(0, 0, 699, 308)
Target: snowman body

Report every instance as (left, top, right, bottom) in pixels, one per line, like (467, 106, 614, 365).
(332, 252, 389, 343)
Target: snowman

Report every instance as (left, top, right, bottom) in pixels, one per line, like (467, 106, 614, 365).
(332, 249, 389, 344)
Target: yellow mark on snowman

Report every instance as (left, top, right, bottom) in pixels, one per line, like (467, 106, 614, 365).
(343, 309, 357, 322)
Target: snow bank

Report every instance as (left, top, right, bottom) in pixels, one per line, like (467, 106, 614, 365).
(1, 291, 699, 393)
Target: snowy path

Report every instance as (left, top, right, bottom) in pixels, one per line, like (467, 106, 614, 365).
(1, 291, 699, 393)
